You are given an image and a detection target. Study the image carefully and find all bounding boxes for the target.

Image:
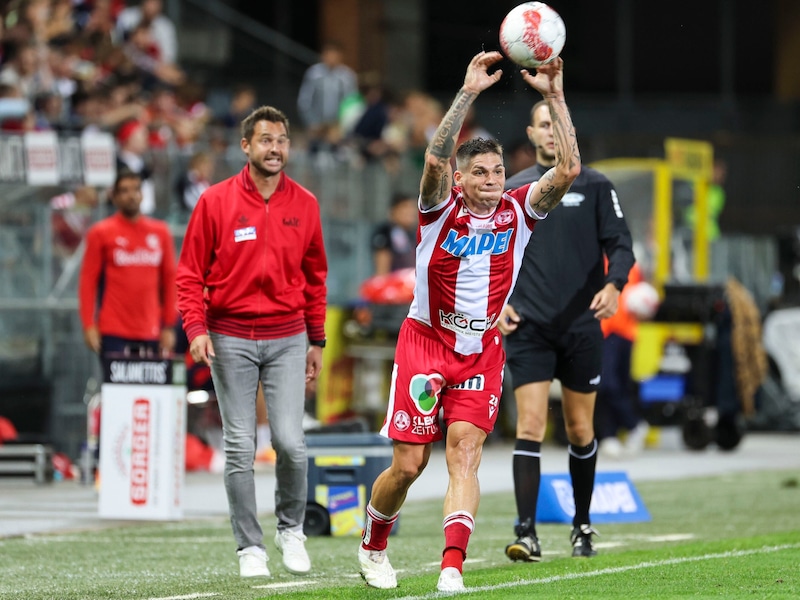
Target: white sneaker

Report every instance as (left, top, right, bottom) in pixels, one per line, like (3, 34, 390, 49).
(624, 421, 650, 455)
(238, 546, 270, 578)
(358, 545, 397, 589)
(599, 437, 624, 459)
(437, 566, 465, 592)
(274, 530, 311, 574)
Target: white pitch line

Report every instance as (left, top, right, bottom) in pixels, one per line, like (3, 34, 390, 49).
(251, 580, 317, 589)
(146, 593, 220, 600)
(395, 543, 800, 600)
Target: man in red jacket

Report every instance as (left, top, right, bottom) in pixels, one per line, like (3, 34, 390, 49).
(79, 170, 177, 359)
(176, 105, 328, 579)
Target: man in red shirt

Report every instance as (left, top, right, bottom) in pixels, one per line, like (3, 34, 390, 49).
(79, 170, 177, 359)
(176, 105, 328, 579)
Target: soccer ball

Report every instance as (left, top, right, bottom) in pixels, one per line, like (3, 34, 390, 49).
(499, 2, 566, 69)
(624, 282, 661, 320)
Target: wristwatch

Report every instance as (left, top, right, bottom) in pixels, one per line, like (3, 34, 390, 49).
(309, 339, 326, 348)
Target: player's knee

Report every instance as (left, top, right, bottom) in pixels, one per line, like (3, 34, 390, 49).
(391, 453, 427, 483)
(565, 420, 594, 445)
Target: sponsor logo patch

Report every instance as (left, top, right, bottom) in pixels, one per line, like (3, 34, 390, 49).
(439, 310, 495, 338)
(408, 374, 443, 415)
(440, 228, 513, 258)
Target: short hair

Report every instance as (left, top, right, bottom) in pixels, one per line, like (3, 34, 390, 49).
(240, 106, 290, 142)
(455, 137, 503, 171)
(390, 192, 416, 208)
(113, 169, 141, 192)
(530, 100, 549, 125)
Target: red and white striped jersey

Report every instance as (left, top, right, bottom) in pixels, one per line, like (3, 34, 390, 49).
(408, 184, 543, 355)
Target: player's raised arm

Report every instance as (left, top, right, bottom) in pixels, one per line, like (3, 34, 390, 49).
(420, 51, 504, 210)
(521, 57, 581, 214)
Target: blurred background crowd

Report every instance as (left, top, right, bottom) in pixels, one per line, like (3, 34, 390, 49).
(1, 0, 800, 468)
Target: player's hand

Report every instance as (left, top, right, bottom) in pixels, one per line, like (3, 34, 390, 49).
(590, 283, 620, 320)
(497, 304, 521, 335)
(463, 51, 504, 94)
(306, 345, 323, 382)
(83, 325, 101, 354)
(521, 57, 564, 98)
(189, 333, 215, 367)
(159, 328, 176, 358)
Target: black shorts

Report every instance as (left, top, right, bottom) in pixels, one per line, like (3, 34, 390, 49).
(504, 320, 603, 393)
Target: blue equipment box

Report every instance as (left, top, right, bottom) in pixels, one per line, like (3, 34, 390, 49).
(305, 433, 396, 536)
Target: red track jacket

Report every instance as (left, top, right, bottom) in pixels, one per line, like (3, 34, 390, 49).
(177, 166, 328, 344)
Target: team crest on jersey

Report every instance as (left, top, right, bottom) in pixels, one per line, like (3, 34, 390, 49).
(440, 229, 513, 258)
(408, 374, 443, 415)
(145, 233, 160, 249)
(393, 410, 411, 431)
(494, 209, 514, 226)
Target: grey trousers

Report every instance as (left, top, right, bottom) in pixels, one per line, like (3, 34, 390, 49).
(209, 331, 308, 550)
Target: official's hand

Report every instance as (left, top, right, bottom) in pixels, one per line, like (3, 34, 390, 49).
(189, 333, 215, 367)
(83, 325, 101, 354)
(497, 304, 521, 335)
(306, 345, 323, 382)
(590, 283, 620, 320)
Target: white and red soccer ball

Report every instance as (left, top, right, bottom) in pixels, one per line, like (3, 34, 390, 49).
(499, 2, 566, 69)
(624, 282, 661, 320)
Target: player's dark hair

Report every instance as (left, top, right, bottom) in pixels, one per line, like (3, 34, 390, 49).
(241, 106, 290, 142)
(113, 168, 142, 192)
(455, 137, 503, 171)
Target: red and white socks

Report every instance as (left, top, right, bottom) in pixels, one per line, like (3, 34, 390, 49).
(441, 510, 475, 572)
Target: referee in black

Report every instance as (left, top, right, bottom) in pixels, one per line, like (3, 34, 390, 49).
(500, 99, 635, 561)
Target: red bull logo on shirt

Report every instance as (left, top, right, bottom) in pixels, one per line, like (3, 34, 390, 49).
(440, 229, 513, 258)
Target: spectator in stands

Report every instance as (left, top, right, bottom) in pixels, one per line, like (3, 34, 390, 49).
(0, 82, 32, 131)
(115, 0, 177, 65)
(115, 118, 156, 214)
(0, 41, 50, 100)
(217, 83, 257, 130)
(351, 82, 392, 163)
(50, 185, 98, 258)
(176, 150, 214, 212)
(297, 41, 357, 155)
(78, 169, 177, 361)
(121, 21, 184, 89)
(33, 90, 62, 129)
(370, 192, 417, 276)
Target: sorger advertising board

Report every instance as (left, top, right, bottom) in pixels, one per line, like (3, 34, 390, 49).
(98, 358, 186, 520)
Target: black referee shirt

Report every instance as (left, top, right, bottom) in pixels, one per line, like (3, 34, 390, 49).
(505, 162, 635, 332)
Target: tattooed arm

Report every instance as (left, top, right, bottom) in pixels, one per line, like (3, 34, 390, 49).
(521, 58, 581, 214)
(419, 51, 504, 210)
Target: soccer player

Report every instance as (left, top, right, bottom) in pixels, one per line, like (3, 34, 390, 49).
(500, 99, 635, 562)
(177, 105, 328, 578)
(357, 51, 580, 592)
(79, 170, 177, 360)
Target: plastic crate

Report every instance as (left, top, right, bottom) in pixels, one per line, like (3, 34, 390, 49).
(304, 433, 396, 536)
